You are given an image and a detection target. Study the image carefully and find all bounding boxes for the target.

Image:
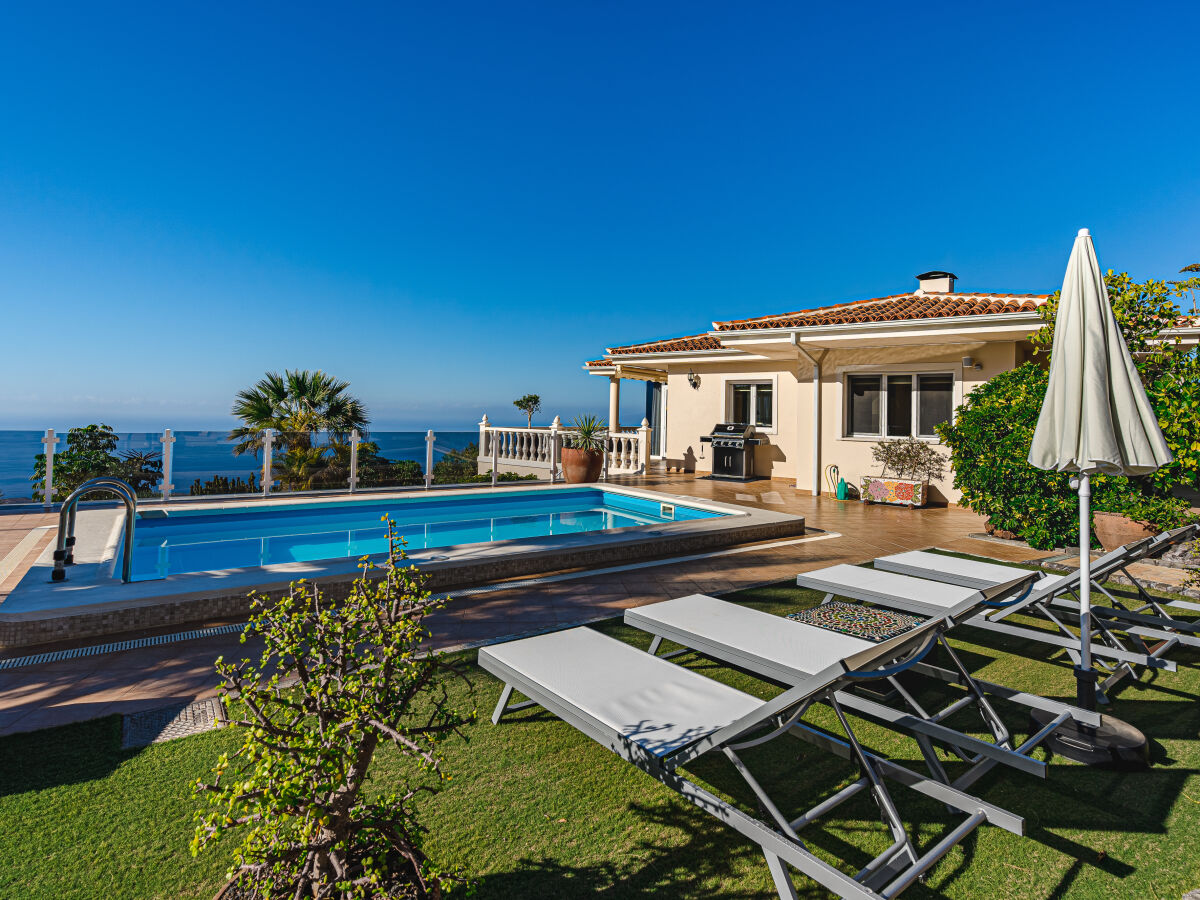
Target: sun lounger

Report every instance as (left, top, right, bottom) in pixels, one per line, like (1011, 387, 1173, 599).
(873, 524, 1199, 695)
(625, 574, 1096, 792)
(480, 623, 1024, 900)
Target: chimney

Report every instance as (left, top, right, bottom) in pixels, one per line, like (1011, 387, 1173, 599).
(915, 271, 957, 294)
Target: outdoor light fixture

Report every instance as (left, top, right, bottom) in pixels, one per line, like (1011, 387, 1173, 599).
(687, 369, 700, 389)
(962, 356, 983, 371)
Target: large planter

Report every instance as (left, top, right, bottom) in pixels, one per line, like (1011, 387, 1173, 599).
(860, 476, 928, 509)
(1093, 511, 1157, 552)
(561, 447, 604, 484)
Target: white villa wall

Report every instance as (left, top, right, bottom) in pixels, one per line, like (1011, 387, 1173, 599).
(658, 340, 1027, 504)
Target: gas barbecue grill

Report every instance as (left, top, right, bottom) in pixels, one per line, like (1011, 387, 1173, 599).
(700, 422, 761, 481)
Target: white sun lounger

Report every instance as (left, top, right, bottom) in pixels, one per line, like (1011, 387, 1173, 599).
(480, 623, 1024, 900)
(625, 575, 1096, 792)
(874, 524, 1199, 695)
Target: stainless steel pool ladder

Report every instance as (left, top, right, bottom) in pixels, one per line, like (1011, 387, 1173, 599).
(52, 477, 138, 583)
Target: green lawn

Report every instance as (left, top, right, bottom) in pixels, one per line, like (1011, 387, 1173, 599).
(3, 574, 1200, 899)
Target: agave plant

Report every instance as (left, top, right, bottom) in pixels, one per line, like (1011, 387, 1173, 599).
(564, 415, 607, 452)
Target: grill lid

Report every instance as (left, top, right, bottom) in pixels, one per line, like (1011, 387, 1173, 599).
(708, 422, 756, 438)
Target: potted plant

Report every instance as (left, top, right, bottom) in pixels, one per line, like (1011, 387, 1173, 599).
(1092, 487, 1195, 551)
(861, 437, 946, 509)
(561, 415, 607, 483)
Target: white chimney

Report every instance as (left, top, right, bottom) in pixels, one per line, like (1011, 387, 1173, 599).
(915, 271, 957, 293)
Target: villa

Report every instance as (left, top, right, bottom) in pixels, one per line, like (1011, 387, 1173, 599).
(586, 271, 1050, 504)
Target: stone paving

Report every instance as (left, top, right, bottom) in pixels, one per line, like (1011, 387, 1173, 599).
(121, 696, 224, 748)
(0, 475, 1063, 737)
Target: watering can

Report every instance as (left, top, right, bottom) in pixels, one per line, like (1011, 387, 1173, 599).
(825, 464, 849, 500)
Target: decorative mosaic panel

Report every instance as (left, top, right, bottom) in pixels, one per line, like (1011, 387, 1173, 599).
(788, 600, 926, 643)
(860, 476, 927, 507)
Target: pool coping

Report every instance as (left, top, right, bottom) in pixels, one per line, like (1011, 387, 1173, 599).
(0, 483, 804, 649)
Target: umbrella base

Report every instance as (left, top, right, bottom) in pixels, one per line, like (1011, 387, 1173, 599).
(1030, 708, 1148, 769)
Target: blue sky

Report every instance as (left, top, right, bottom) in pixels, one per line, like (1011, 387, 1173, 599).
(1, 1, 1197, 431)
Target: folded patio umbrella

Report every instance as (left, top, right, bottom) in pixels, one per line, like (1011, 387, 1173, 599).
(1028, 227, 1173, 708)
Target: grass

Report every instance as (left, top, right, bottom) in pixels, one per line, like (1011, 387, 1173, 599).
(4, 573, 1200, 899)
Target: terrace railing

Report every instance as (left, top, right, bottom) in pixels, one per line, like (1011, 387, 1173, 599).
(20, 419, 654, 509)
(478, 415, 651, 483)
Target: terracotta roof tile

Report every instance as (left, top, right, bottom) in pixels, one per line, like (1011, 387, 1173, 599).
(604, 333, 725, 355)
(713, 292, 1049, 331)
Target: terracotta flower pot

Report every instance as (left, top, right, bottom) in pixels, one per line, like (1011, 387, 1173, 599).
(1093, 511, 1157, 552)
(561, 447, 604, 484)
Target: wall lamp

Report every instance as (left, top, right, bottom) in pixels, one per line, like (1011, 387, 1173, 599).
(687, 369, 700, 389)
(961, 356, 983, 371)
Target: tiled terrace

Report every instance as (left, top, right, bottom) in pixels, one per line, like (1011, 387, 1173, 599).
(0, 475, 1058, 736)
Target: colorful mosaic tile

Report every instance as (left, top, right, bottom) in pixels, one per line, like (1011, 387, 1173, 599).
(860, 477, 927, 507)
(788, 601, 925, 643)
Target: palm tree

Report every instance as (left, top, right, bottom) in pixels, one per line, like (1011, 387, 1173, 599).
(230, 370, 370, 456)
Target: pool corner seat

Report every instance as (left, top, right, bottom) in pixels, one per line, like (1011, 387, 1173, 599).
(479, 623, 1024, 900)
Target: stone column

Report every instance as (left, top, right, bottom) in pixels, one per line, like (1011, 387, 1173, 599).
(608, 377, 620, 431)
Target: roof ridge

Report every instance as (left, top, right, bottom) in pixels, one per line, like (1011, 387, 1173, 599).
(713, 292, 1049, 328)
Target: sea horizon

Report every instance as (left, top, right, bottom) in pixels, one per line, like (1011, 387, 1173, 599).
(0, 428, 482, 502)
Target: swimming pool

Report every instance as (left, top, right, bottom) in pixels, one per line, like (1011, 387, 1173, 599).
(123, 487, 726, 580)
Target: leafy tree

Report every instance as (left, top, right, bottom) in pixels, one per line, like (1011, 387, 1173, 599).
(941, 269, 1200, 549)
(512, 393, 541, 428)
(30, 424, 162, 501)
(1029, 270, 1200, 494)
(193, 519, 472, 899)
(231, 370, 369, 457)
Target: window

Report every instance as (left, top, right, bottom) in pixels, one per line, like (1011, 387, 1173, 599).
(917, 374, 953, 437)
(845, 372, 954, 438)
(847, 375, 881, 436)
(729, 381, 773, 429)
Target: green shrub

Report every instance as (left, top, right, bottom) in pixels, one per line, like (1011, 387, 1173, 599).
(870, 436, 946, 482)
(30, 424, 162, 500)
(431, 443, 479, 484)
(189, 473, 259, 496)
(1093, 488, 1197, 532)
(192, 519, 471, 898)
(938, 362, 1196, 550)
(937, 364, 1081, 549)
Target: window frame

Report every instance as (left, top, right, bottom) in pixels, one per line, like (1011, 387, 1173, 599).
(723, 376, 778, 435)
(840, 366, 959, 442)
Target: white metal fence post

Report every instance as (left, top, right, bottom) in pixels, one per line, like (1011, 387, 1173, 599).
(161, 428, 176, 501)
(42, 428, 59, 508)
(348, 428, 360, 493)
(549, 415, 561, 483)
(425, 430, 435, 490)
(262, 429, 274, 497)
(637, 417, 651, 475)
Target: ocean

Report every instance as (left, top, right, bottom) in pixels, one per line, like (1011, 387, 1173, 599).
(0, 429, 479, 502)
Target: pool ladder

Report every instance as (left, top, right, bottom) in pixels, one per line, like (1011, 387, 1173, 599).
(52, 477, 138, 583)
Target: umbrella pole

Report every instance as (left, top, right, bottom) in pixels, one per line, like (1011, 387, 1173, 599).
(1075, 473, 1098, 710)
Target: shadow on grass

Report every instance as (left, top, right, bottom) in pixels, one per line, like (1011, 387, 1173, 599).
(0, 714, 135, 797)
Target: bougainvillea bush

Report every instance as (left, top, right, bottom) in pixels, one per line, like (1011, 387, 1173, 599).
(192, 518, 473, 899)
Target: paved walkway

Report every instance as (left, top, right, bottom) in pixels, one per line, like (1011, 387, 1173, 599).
(0, 476, 1057, 736)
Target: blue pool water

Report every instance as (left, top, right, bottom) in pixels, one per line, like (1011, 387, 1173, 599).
(124, 489, 724, 580)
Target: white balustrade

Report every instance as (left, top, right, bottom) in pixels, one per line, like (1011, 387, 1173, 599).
(478, 416, 651, 477)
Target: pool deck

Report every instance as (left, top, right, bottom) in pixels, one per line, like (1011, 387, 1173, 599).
(0, 474, 1060, 736)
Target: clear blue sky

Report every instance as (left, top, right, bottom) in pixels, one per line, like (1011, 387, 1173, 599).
(1, 1, 1197, 431)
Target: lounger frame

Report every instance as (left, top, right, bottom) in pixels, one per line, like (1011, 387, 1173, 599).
(875, 525, 1198, 699)
(483, 622, 1023, 900)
